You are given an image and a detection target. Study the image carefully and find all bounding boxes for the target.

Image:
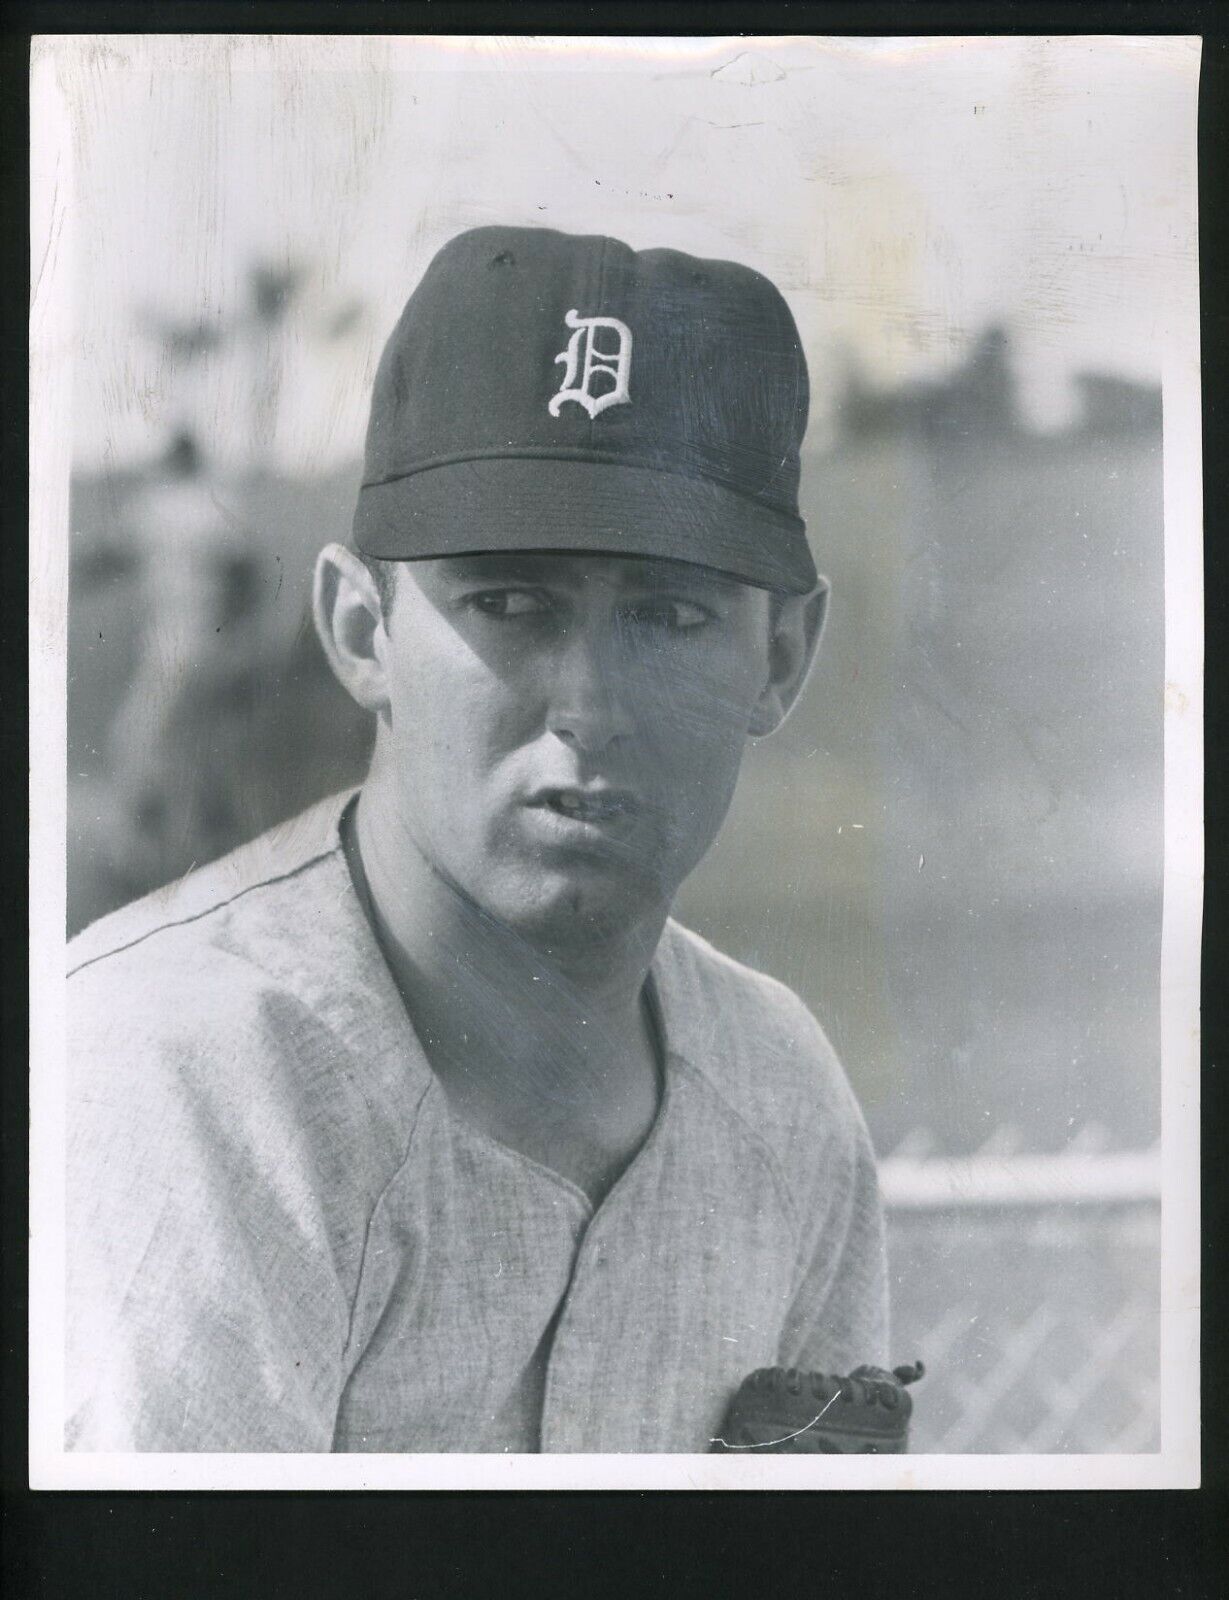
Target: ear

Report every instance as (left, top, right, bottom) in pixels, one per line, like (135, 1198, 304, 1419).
(312, 543, 392, 715)
(748, 579, 829, 738)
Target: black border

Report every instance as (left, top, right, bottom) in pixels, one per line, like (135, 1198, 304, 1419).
(3, 1, 1227, 33)
(7, 6, 1227, 1597)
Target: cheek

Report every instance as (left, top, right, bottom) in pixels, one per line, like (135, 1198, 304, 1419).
(385, 640, 524, 778)
(636, 643, 764, 754)
(634, 654, 762, 825)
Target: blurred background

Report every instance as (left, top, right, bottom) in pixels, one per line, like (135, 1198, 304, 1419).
(56, 36, 1197, 1452)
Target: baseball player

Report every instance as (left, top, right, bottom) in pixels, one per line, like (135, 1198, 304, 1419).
(66, 225, 889, 1452)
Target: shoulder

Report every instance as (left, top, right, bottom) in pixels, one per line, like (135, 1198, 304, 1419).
(64, 789, 415, 1263)
(656, 916, 845, 1090)
(64, 791, 380, 1160)
(655, 917, 872, 1182)
(68, 792, 352, 981)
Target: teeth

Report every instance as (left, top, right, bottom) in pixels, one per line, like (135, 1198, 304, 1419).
(550, 791, 620, 820)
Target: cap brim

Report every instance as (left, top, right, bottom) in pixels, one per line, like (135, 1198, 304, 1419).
(352, 457, 818, 595)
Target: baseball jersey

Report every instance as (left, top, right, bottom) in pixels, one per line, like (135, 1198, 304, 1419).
(65, 790, 888, 1452)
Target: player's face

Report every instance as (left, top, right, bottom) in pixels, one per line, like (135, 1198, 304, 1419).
(374, 552, 775, 945)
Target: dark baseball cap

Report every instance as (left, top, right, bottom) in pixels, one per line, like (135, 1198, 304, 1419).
(353, 224, 817, 594)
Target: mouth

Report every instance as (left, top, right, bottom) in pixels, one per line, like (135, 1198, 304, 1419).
(529, 787, 637, 826)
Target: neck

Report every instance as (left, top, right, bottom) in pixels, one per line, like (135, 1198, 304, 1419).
(348, 781, 666, 1123)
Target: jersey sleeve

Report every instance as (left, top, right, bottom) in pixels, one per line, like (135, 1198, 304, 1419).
(775, 1087, 890, 1377)
(65, 960, 354, 1452)
(657, 922, 892, 1381)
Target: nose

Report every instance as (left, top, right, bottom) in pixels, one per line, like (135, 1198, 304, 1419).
(544, 618, 634, 754)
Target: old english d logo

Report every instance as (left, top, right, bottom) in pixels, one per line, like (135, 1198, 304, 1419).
(548, 309, 633, 419)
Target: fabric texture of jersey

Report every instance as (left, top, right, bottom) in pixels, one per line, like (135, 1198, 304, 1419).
(66, 791, 888, 1453)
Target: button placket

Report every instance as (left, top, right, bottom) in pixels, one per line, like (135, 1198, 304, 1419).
(538, 1068, 685, 1451)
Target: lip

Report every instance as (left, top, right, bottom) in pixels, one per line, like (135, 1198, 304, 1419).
(522, 785, 641, 839)
(524, 787, 640, 825)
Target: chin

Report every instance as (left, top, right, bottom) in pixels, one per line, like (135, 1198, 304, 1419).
(482, 860, 670, 951)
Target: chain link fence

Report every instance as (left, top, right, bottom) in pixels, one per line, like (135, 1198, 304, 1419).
(883, 1144, 1160, 1453)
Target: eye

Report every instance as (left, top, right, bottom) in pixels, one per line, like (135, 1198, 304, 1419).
(466, 589, 551, 618)
(620, 598, 714, 633)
